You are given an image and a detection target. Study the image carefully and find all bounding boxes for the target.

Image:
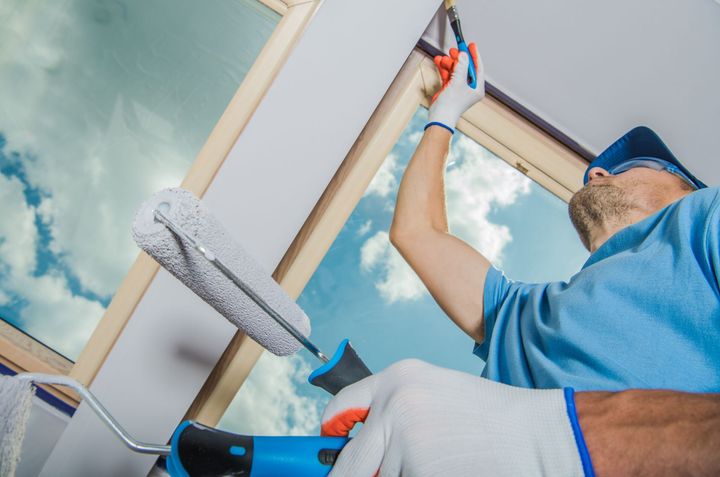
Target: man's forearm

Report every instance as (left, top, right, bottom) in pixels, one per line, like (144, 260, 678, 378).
(389, 125, 490, 342)
(390, 126, 453, 238)
(577, 390, 720, 476)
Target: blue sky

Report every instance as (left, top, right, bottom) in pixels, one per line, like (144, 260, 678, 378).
(0, 1, 277, 360)
(218, 107, 589, 436)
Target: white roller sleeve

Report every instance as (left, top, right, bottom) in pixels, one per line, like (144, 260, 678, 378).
(132, 188, 310, 356)
(0, 376, 34, 477)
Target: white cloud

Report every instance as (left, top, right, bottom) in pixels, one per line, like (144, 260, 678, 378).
(360, 231, 425, 303)
(0, 174, 105, 359)
(0, 1, 235, 298)
(12, 272, 106, 359)
(218, 352, 322, 436)
(445, 136, 531, 263)
(360, 231, 388, 272)
(405, 131, 423, 145)
(357, 219, 373, 237)
(26, 98, 186, 297)
(364, 153, 399, 198)
(360, 135, 531, 304)
(0, 175, 37, 277)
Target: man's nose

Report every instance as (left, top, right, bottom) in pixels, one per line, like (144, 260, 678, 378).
(587, 167, 610, 181)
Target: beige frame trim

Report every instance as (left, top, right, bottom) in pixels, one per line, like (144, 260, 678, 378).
(0, 321, 79, 407)
(187, 49, 588, 426)
(0, 0, 322, 396)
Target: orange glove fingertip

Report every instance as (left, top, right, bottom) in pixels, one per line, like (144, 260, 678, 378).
(320, 408, 370, 437)
(468, 42, 480, 70)
(440, 56, 455, 71)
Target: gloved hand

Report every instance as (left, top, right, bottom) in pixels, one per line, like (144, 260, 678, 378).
(426, 43, 485, 134)
(321, 359, 593, 477)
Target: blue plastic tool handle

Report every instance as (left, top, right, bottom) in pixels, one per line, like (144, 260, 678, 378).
(253, 435, 349, 477)
(457, 40, 478, 89)
(308, 339, 373, 395)
(166, 420, 349, 477)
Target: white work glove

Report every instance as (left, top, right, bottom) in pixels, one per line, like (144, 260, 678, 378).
(321, 359, 592, 477)
(427, 44, 485, 134)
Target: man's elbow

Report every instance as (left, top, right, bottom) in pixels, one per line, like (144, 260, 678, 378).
(389, 219, 421, 251)
(389, 221, 405, 248)
(389, 213, 411, 244)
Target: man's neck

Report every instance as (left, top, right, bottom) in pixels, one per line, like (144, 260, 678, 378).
(588, 190, 693, 252)
(588, 210, 650, 253)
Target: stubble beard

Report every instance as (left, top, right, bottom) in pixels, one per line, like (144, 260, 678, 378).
(568, 183, 632, 251)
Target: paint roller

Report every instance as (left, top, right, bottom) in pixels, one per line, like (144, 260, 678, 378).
(130, 187, 374, 475)
(131, 187, 311, 357)
(0, 372, 349, 477)
(444, 0, 478, 88)
(132, 188, 371, 393)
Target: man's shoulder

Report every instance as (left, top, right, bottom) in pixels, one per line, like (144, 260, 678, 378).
(673, 187, 720, 215)
(667, 187, 720, 251)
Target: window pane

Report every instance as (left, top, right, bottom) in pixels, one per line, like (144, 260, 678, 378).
(0, 0, 279, 360)
(217, 106, 589, 435)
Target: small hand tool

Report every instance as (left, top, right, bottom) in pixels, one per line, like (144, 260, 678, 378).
(444, 0, 478, 88)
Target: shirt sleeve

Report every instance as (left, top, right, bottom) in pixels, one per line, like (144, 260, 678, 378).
(473, 266, 534, 361)
(704, 189, 720, 292)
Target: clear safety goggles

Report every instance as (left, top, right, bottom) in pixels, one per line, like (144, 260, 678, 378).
(607, 158, 698, 190)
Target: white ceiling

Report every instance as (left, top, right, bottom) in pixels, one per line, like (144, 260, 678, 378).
(424, 0, 720, 185)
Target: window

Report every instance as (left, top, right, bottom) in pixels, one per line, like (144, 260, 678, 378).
(216, 106, 589, 435)
(0, 0, 279, 360)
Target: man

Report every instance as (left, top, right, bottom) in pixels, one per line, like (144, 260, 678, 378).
(388, 45, 719, 392)
(319, 46, 720, 477)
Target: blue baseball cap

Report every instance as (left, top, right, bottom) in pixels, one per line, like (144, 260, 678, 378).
(583, 126, 706, 189)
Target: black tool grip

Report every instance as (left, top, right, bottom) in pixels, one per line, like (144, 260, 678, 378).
(167, 421, 350, 477)
(168, 421, 253, 476)
(308, 339, 372, 395)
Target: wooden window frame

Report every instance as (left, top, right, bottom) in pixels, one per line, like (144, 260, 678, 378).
(0, 0, 321, 408)
(186, 48, 588, 426)
(1, 11, 587, 412)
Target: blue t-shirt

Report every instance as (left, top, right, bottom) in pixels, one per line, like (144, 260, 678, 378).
(476, 187, 720, 392)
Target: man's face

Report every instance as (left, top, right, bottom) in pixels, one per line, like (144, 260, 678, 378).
(568, 166, 693, 251)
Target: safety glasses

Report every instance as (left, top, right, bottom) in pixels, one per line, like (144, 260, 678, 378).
(607, 158, 698, 190)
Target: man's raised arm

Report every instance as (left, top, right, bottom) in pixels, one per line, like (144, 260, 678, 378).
(389, 44, 490, 342)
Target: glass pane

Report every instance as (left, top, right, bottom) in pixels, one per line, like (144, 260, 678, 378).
(217, 106, 589, 435)
(0, 0, 279, 360)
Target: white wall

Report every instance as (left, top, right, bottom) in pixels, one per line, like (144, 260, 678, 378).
(17, 398, 70, 477)
(425, 0, 720, 184)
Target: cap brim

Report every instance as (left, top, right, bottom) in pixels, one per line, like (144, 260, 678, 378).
(584, 126, 706, 189)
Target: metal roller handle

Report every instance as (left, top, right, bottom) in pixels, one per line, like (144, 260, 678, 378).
(15, 373, 171, 456)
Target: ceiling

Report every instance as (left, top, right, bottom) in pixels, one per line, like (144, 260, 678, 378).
(423, 0, 720, 185)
